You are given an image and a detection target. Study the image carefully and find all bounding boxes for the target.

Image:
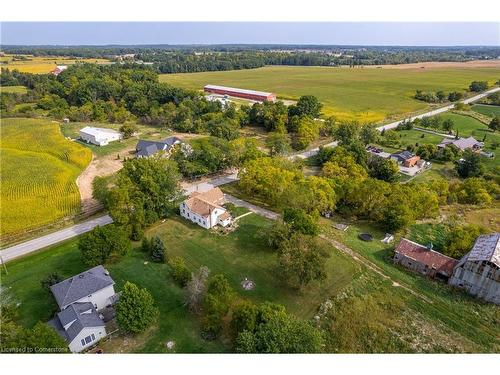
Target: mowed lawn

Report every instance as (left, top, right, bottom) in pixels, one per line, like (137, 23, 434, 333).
(160, 65, 500, 123)
(472, 104, 500, 117)
(1, 213, 361, 353)
(0, 118, 92, 237)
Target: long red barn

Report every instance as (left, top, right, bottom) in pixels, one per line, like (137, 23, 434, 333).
(204, 84, 276, 102)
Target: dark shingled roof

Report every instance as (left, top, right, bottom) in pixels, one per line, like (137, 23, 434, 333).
(391, 150, 416, 161)
(136, 136, 181, 157)
(50, 265, 114, 309)
(48, 302, 105, 343)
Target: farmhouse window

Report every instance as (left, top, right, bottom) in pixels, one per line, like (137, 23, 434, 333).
(81, 339, 85, 346)
(91, 334, 95, 341)
(84, 335, 92, 344)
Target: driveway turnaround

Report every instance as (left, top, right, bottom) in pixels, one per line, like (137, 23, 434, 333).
(1, 215, 113, 263)
(376, 87, 500, 132)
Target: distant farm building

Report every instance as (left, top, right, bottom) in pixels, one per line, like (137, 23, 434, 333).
(438, 136, 483, 152)
(51, 65, 68, 76)
(204, 84, 276, 102)
(449, 233, 500, 304)
(180, 187, 232, 229)
(135, 136, 181, 158)
(79, 126, 123, 146)
(394, 238, 458, 281)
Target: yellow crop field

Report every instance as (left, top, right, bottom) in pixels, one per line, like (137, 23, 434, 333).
(0, 54, 111, 74)
(0, 118, 92, 237)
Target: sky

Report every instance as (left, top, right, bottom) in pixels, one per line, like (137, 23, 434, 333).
(1, 22, 499, 46)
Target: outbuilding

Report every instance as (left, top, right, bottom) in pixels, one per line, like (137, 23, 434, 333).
(79, 126, 123, 146)
(394, 238, 458, 281)
(449, 233, 500, 304)
(204, 84, 276, 102)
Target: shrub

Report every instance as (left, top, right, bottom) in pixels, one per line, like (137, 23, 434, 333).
(78, 224, 131, 266)
(150, 236, 166, 263)
(41, 272, 64, 291)
(170, 256, 191, 287)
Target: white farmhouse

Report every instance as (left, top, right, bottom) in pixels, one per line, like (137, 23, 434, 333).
(180, 187, 232, 229)
(48, 265, 117, 352)
(79, 126, 123, 146)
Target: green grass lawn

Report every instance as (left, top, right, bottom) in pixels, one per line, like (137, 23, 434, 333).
(60, 122, 178, 158)
(472, 104, 500, 117)
(160, 65, 500, 123)
(1, 213, 361, 353)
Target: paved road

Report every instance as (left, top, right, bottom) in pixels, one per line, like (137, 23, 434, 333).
(376, 87, 500, 132)
(1, 215, 113, 264)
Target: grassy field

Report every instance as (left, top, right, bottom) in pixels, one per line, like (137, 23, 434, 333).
(1, 213, 361, 353)
(0, 54, 111, 74)
(0, 118, 92, 238)
(2, 208, 499, 352)
(160, 65, 500, 123)
(472, 104, 500, 117)
(0, 85, 27, 94)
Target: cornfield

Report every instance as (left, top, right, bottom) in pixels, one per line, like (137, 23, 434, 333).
(0, 118, 92, 238)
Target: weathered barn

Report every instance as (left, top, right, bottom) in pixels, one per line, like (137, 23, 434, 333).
(449, 233, 500, 304)
(204, 84, 276, 102)
(394, 238, 458, 281)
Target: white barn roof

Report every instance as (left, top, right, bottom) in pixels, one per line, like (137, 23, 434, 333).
(204, 84, 273, 97)
(80, 126, 121, 138)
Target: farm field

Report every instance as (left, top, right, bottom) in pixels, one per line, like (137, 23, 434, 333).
(160, 65, 500, 123)
(0, 118, 92, 238)
(472, 104, 500, 117)
(0, 54, 111, 74)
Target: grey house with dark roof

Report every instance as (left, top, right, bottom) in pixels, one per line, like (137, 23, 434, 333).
(48, 302, 106, 353)
(449, 233, 500, 304)
(50, 265, 115, 310)
(48, 265, 116, 352)
(135, 136, 181, 158)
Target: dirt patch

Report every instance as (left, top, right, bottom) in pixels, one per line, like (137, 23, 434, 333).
(363, 60, 500, 70)
(76, 147, 134, 212)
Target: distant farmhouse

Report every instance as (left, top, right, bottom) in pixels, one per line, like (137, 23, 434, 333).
(79, 126, 123, 146)
(390, 150, 421, 168)
(180, 187, 232, 229)
(51, 65, 68, 76)
(394, 238, 458, 282)
(204, 84, 276, 102)
(48, 265, 117, 352)
(438, 136, 483, 152)
(449, 233, 500, 304)
(135, 136, 181, 158)
(395, 234, 500, 304)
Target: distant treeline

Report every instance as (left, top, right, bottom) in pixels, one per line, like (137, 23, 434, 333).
(2, 45, 499, 73)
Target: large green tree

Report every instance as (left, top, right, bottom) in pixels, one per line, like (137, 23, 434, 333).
(78, 224, 131, 266)
(116, 282, 159, 334)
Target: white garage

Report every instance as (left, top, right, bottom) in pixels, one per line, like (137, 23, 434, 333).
(79, 126, 123, 146)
